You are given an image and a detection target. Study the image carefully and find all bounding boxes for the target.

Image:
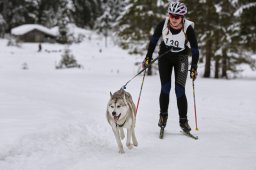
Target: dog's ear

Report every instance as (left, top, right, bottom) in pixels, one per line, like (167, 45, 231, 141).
(123, 92, 127, 105)
(110, 92, 113, 97)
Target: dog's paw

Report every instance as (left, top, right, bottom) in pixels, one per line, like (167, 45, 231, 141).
(133, 141, 138, 147)
(132, 138, 138, 147)
(118, 148, 125, 154)
(126, 143, 133, 150)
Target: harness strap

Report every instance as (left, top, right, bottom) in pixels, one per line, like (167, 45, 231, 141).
(182, 19, 188, 44)
(116, 120, 127, 128)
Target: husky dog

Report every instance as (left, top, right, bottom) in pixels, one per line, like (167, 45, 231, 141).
(106, 89, 138, 153)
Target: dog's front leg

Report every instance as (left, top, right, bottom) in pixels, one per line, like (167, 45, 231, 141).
(112, 126, 124, 153)
(132, 127, 138, 147)
(119, 127, 125, 140)
(126, 128, 133, 149)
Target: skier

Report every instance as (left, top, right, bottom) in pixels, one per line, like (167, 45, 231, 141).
(38, 43, 42, 52)
(143, 2, 199, 135)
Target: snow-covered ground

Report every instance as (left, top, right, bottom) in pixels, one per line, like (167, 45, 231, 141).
(0, 35, 256, 170)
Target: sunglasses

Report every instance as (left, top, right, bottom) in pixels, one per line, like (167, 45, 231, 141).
(169, 14, 182, 20)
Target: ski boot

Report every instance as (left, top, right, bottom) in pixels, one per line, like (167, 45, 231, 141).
(158, 113, 168, 139)
(158, 114, 168, 128)
(180, 119, 191, 133)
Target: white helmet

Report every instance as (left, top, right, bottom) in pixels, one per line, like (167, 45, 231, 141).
(168, 2, 187, 16)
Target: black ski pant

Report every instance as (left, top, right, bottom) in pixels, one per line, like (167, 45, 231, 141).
(158, 53, 188, 123)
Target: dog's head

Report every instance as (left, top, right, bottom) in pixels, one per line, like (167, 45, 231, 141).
(107, 91, 129, 122)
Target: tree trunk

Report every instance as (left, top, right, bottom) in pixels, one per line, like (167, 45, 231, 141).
(221, 49, 228, 79)
(214, 56, 220, 78)
(203, 39, 212, 78)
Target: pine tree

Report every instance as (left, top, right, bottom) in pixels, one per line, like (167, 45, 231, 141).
(184, 0, 255, 79)
(0, 1, 6, 37)
(214, 0, 255, 78)
(2, 0, 27, 32)
(24, 0, 63, 27)
(56, 47, 81, 69)
(108, 0, 126, 21)
(117, 0, 166, 55)
(238, 0, 256, 52)
(57, 0, 70, 43)
(217, 1, 238, 78)
(0, 14, 6, 37)
(183, 0, 218, 78)
(71, 0, 102, 28)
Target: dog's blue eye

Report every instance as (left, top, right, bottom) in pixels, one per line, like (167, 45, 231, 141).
(111, 106, 114, 108)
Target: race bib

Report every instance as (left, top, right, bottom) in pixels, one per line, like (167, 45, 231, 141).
(162, 18, 194, 51)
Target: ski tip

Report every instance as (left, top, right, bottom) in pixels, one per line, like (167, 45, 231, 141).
(180, 131, 199, 140)
(192, 134, 199, 140)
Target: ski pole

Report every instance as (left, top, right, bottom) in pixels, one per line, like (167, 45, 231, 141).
(135, 70, 146, 116)
(192, 79, 199, 131)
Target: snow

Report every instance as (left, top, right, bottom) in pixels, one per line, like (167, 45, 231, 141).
(234, 2, 256, 17)
(0, 31, 256, 170)
(11, 24, 57, 37)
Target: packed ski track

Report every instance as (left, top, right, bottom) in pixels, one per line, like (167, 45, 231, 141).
(0, 35, 256, 170)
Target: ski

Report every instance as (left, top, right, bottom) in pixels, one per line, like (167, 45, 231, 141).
(159, 128, 198, 140)
(180, 131, 198, 140)
(159, 127, 164, 139)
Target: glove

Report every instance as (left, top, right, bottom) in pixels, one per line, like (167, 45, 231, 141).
(190, 65, 198, 81)
(142, 56, 151, 69)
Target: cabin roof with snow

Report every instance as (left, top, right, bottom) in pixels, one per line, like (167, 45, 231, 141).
(11, 24, 57, 37)
(11, 24, 58, 42)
